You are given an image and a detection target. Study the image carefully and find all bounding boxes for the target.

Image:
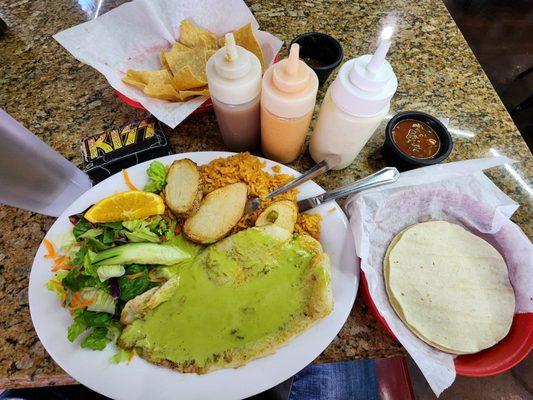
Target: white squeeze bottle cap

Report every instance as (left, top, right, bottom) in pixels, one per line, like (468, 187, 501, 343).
(261, 43, 319, 118)
(331, 26, 398, 117)
(206, 33, 262, 105)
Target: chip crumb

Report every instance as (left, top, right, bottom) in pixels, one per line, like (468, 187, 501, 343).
(328, 207, 336, 213)
(271, 165, 281, 173)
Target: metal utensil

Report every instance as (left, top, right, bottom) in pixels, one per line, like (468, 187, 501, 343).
(297, 167, 400, 212)
(245, 154, 341, 213)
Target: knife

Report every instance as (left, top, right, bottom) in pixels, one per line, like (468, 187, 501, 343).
(297, 167, 400, 212)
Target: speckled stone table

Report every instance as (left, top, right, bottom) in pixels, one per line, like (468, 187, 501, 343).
(0, 0, 531, 390)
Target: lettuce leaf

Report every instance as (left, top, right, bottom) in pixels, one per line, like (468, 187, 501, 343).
(81, 288, 116, 314)
(54, 231, 80, 260)
(73, 219, 93, 241)
(67, 311, 89, 342)
(102, 229, 115, 244)
(122, 220, 159, 243)
(118, 265, 157, 302)
(62, 268, 100, 292)
(67, 310, 120, 351)
(164, 220, 177, 241)
(80, 327, 110, 350)
(82, 250, 99, 278)
(144, 161, 167, 193)
(78, 228, 103, 239)
(97, 265, 125, 282)
(45, 270, 70, 298)
(98, 222, 124, 230)
(110, 348, 131, 364)
(71, 246, 88, 268)
(85, 237, 109, 252)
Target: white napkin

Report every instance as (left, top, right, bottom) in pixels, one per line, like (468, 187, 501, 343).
(53, 0, 283, 128)
(345, 157, 533, 396)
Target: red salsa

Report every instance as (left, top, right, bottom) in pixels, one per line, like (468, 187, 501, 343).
(392, 119, 441, 159)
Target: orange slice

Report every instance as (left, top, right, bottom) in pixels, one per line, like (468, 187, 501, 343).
(84, 191, 165, 223)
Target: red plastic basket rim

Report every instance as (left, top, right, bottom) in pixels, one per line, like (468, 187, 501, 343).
(360, 270, 533, 377)
(115, 91, 213, 114)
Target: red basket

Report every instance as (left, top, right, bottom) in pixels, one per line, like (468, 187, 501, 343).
(116, 90, 214, 114)
(360, 270, 533, 377)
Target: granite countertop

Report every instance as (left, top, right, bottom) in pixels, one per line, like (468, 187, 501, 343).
(0, 0, 531, 390)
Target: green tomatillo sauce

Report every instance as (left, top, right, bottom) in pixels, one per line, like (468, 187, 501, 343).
(119, 228, 322, 368)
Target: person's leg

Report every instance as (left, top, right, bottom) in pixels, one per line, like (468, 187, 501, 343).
(288, 360, 378, 400)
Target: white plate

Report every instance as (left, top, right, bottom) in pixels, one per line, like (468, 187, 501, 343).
(29, 151, 358, 400)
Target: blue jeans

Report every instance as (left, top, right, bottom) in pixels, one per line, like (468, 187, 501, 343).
(288, 360, 379, 400)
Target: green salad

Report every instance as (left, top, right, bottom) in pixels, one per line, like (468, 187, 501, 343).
(44, 161, 202, 357)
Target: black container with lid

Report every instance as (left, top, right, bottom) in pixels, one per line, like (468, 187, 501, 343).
(382, 111, 453, 171)
(290, 32, 344, 87)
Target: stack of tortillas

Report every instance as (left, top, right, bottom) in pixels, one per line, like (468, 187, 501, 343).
(384, 221, 515, 354)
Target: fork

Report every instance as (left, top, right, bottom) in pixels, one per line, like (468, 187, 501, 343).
(244, 154, 341, 213)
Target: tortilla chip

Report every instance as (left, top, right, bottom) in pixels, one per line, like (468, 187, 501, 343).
(229, 22, 264, 71)
(142, 69, 181, 101)
(171, 66, 207, 90)
(160, 51, 170, 72)
(171, 41, 191, 52)
(145, 83, 181, 102)
(164, 46, 214, 81)
(179, 19, 218, 50)
(123, 69, 170, 89)
(122, 75, 146, 90)
(179, 87, 210, 101)
(123, 37, 214, 102)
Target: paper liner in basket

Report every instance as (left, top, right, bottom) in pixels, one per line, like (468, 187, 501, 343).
(345, 157, 533, 396)
(53, 0, 283, 128)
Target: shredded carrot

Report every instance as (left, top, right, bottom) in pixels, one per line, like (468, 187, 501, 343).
(147, 268, 161, 282)
(51, 255, 71, 272)
(53, 255, 68, 265)
(174, 225, 181, 235)
(127, 349, 137, 365)
(51, 263, 72, 272)
(122, 169, 138, 191)
(125, 272, 144, 280)
(69, 292, 94, 312)
(43, 238, 57, 260)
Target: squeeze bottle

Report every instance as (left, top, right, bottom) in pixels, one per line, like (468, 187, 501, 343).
(206, 33, 262, 151)
(309, 27, 398, 169)
(261, 43, 319, 163)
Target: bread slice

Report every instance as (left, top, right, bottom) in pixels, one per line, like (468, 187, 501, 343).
(183, 182, 248, 244)
(255, 200, 298, 233)
(163, 159, 201, 217)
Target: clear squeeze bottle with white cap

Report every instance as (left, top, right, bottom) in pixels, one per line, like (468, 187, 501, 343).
(309, 27, 398, 170)
(206, 33, 262, 151)
(261, 43, 319, 163)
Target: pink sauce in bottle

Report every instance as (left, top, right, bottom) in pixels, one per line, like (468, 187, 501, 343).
(206, 33, 262, 151)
